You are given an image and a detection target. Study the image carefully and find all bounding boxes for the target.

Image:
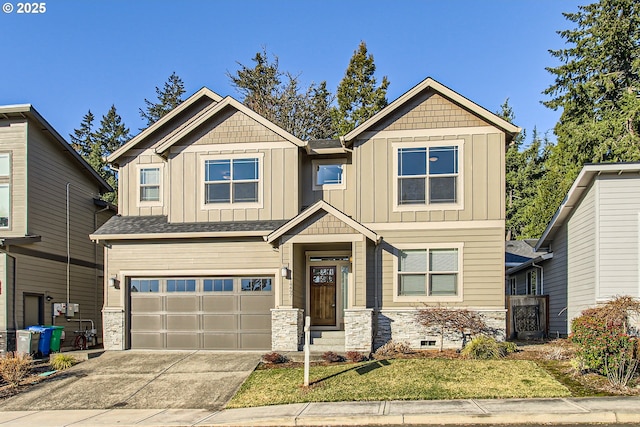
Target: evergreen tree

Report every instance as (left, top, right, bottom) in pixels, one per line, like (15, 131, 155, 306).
(533, 0, 640, 237)
(140, 72, 186, 127)
(332, 41, 390, 136)
(69, 110, 95, 159)
(94, 105, 131, 202)
(308, 81, 335, 140)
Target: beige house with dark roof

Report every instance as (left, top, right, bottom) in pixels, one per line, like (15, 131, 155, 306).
(92, 77, 520, 352)
(0, 105, 114, 352)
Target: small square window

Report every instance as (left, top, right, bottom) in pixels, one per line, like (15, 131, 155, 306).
(241, 278, 272, 292)
(130, 279, 159, 293)
(204, 278, 234, 292)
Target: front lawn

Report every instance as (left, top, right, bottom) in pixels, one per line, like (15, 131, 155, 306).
(227, 358, 570, 408)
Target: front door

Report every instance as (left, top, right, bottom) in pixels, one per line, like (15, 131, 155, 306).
(310, 266, 336, 326)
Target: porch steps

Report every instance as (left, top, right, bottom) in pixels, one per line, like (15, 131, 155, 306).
(308, 330, 345, 353)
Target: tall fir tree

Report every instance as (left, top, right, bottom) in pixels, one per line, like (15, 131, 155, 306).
(532, 0, 640, 237)
(332, 41, 390, 136)
(308, 81, 334, 139)
(94, 105, 131, 203)
(140, 72, 186, 127)
(69, 110, 95, 159)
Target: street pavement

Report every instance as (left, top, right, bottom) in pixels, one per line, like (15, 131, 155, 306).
(0, 396, 639, 426)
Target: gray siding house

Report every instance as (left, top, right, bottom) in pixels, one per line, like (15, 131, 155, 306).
(0, 105, 114, 351)
(92, 78, 520, 352)
(508, 163, 640, 337)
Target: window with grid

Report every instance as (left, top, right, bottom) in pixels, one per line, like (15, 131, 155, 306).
(204, 158, 259, 204)
(0, 153, 10, 228)
(139, 167, 161, 202)
(398, 146, 458, 205)
(398, 248, 459, 296)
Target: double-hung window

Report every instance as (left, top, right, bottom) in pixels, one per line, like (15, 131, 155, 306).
(526, 270, 538, 295)
(0, 153, 10, 228)
(204, 157, 259, 204)
(139, 167, 161, 203)
(396, 142, 461, 208)
(395, 244, 463, 301)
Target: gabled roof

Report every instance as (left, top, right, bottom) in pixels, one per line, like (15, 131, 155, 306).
(506, 252, 554, 275)
(153, 96, 305, 156)
(0, 104, 112, 193)
(535, 162, 640, 251)
(343, 77, 521, 143)
(107, 87, 223, 163)
(265, 200, 380, 244)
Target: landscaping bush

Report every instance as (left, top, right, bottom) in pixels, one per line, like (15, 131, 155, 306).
(321, 351, 344, 363)
(262, 352, 289, 364)
(499, 341, 518, 356)
(50, 353, 78, 371)
(345, 351, 368, 362)
(461, 336, 502, 360)
(0, 352, 32, 387)
(571, 296, 640, 388)
(373, 340, 412, 359)
(415, 306, 493, 351)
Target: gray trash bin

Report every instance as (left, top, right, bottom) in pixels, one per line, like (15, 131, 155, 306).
(16, 329, 40, 355)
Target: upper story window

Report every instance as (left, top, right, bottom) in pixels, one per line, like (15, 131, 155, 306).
(393, 243, 463, 302)
(139, 167, 160, 202)
(313, 159, 346, 190)
(0, 153, 11, 229)
(204, 157, 259, 204)
(394, 141, 462, 211)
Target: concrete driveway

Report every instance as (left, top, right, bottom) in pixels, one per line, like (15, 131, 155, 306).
(0, 351, 261, 411)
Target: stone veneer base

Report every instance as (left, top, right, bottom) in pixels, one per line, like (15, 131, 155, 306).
(102, 308, 126, 350)
(271, 308, 304, 351)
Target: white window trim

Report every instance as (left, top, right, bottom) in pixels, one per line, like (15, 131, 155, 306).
(392, 140, 464, 212)
(0, 152, 11, 230)
(200, 153, 264, 210)
(136, 164, 164, 208)
(312, 159, 347, 191)
(526, 270, 538, 295)
(0, 153, 11, 178)
(509, 277, 517, 295)
(0, 183, 9, 230)
(392, 242, 464, 303)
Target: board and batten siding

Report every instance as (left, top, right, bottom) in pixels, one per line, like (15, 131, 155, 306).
(544, 224, 569, 336)
(596, 175, 640, 299)
(376, 227, 504, 309)
(0, 120, 27, 237)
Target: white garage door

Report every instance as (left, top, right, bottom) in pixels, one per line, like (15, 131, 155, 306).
(129, 276, 273, 350)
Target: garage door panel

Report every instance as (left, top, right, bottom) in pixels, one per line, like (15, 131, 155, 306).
(240, 295, 273, 311)
(203, 333, 238, 349)
(166, 296, 198, 312)
(240, 314, 271, 331)
(166, 314, 199, 330)
(203, 314, 237, 331)
(131, 332, 164, 349)
(131, 314, 163, 330)
(166, 332, 198, 349)
(202, 295, 236, 312)
(241, 333, 271, 349)
(131, 297, 162, 312)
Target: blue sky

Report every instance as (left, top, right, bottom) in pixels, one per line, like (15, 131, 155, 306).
(1, 0, 584, 145)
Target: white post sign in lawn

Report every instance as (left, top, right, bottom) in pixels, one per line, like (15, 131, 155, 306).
(304, 315, 310, 387)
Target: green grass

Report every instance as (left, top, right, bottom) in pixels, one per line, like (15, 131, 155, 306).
(227, 358, 571, 408)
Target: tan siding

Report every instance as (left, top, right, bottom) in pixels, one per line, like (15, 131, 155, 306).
(292, 244, 306, 308)
(290, 211, 357, 236)
(371, 91, 490, 131)
(0, 255, 6, 331)
(378, 227, 504, 309)
(190, 108, 285, 144)
(0, 120, 27, 236)
(354, 239, 366, 307)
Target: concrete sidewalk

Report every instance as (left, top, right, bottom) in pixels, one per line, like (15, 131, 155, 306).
(0, 396, 639, 426)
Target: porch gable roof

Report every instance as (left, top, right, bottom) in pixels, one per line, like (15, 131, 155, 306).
(265, 200, 380, 244)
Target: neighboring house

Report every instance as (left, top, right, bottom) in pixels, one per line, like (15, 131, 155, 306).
(505, 240, 549, 295)
(0, 105, 114, 352)
(91, 78, 520, 353)
(509, 163, 640, 338)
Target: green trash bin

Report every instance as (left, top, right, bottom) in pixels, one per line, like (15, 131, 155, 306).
(44, 326, 64, 352)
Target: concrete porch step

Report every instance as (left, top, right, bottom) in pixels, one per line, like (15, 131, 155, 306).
(310, 330, 345, 348)
(310, 330, 345, 339)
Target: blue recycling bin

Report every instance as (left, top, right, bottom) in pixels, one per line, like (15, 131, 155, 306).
(27, 326, 52, 357)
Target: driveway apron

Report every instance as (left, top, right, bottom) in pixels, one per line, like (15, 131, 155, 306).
(0, 351, 261, 411)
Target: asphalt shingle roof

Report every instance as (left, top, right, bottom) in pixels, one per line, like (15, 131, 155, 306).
(93, 215, 288, 236)
(308, 139, 343, 149)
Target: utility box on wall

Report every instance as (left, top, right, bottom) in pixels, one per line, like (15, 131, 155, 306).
(53, 303, 80, 317)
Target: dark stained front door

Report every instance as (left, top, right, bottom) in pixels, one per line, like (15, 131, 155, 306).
(310, 266, 336, 326)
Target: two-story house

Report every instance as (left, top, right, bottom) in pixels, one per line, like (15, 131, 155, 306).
(0, 104, 114, 352)
(91, 78, 520, 352)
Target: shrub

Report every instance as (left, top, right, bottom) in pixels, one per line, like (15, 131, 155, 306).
(50, 353, 78, 371)
(571, 296, 640, 380)
(321, 351, 344, 363)
(0, 352, 32, 387)
(373, 340, 412, 359)
(416, 306, 493, 351)
(261, 352, 288, 364)
(345, 351, 368, 363)
(461, 336, 502, 360)
(499, 341, 518, 356)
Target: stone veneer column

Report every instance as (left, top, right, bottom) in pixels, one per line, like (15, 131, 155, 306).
(102, 308, 126, 350)
(344, 308, 373, 353)
(271, 308, 303, 351)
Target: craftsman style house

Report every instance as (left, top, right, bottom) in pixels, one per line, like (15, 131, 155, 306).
(92, 78, 520, 352)
(0, 105, 114, 352)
